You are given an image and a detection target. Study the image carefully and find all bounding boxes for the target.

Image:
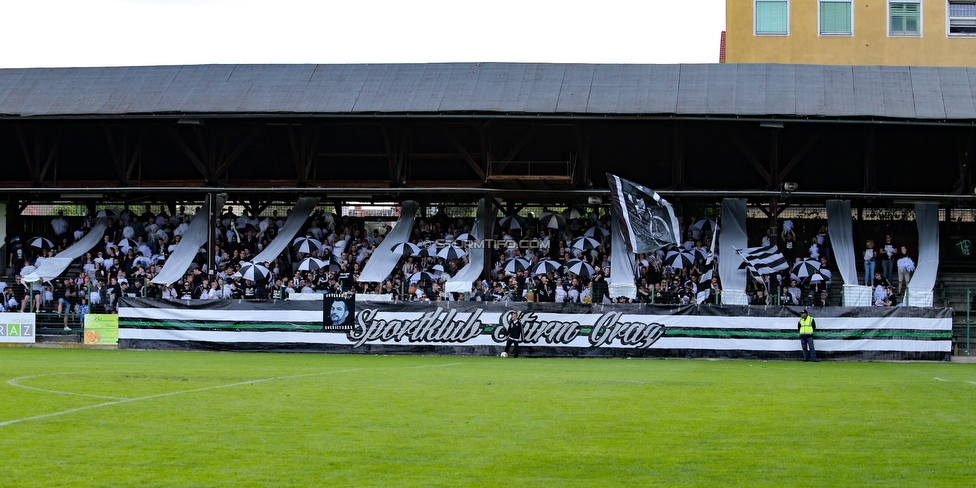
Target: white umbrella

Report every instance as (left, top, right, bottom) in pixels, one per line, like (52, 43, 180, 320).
(437, 244, 467, 261)
(503, 257, 532, 273)
(564, 259, 595, 278)
(27, 236, 53, 250)
(239, 262, 270, 282)
(292, 237, 323, 254)
(297, 257, 326, 271)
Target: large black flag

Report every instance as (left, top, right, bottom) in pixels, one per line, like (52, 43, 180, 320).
(607, 173, 681, 254)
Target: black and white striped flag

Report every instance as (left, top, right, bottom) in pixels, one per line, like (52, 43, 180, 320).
(736, 245, 789, 278)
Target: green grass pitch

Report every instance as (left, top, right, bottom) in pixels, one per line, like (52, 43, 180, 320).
(2, 348, 975, 487)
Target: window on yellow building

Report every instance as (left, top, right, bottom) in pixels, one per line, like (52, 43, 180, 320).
(949, 1, 976, 35)
(756, 0, 789, 35)
(889, 1, 922, 36)
(820, 0, 853, 35)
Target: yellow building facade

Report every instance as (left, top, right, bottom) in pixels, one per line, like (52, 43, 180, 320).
(726, 0, 976, 66)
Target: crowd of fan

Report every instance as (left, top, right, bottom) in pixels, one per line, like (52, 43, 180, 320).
(1, 205, 917, 328)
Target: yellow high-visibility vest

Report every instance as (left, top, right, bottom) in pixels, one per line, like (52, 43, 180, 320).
(799, 316, 814, 335)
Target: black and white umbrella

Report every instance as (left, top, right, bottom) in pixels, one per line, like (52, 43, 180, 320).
(564, 259, 595, 278)
(408, 271, 436, 283)
(808, 273, 825, 284)
(538, 211, 566, 230)
(292, 237, 323, 254)
(583, 226, 611, 239)
(238, 262, 270, 282)
(390, 241, 421, 256)
(503, 257, 532, 274)
(531, 259, 562, 276)
(117, 238, 138, 252)
(691, 247, 710, 263)
(297, 257, 326, 272)
(498, 214, 526, 231)
(791, 259, 821, 279)
(664, 250, 696, 269)
(429, 264, 445, 273)
(562, 205, 586, 220)
(455, 233, 475, 243)
(414, 245, 437, 258)
(693, 218, 720, 235)
(571, 236, 602, 251)
(27, 236, 53, 250)
(436, 244, 467, 261)
(96, 208, 119, 219)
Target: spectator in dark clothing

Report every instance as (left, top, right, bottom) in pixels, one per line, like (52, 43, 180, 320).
(590, 270, 609, 304)
(503, 311, 524, 358)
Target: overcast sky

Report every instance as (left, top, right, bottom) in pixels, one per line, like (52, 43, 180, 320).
(2, 0, 726, 68)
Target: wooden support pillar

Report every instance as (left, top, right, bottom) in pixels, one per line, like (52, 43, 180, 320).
(864, 126, 877, 193)
(482, 193, 493, 283)
(672, 123, 684, 189)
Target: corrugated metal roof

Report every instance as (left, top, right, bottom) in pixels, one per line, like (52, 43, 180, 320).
(0, 63, 973, 120)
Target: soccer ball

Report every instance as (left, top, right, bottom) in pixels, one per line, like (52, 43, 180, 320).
(500, 352, 508, 358)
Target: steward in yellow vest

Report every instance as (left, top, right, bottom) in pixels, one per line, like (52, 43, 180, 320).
(797, 309, 819, 362)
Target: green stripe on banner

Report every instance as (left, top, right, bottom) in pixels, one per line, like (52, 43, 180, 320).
(664, 328, 951, 340)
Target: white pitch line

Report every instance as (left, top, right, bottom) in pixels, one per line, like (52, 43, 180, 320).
(7, 373, 127, 400)
(1, 362, 462, 428)
(934, 377, 950, 382)
(967, 381, 976, 386)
